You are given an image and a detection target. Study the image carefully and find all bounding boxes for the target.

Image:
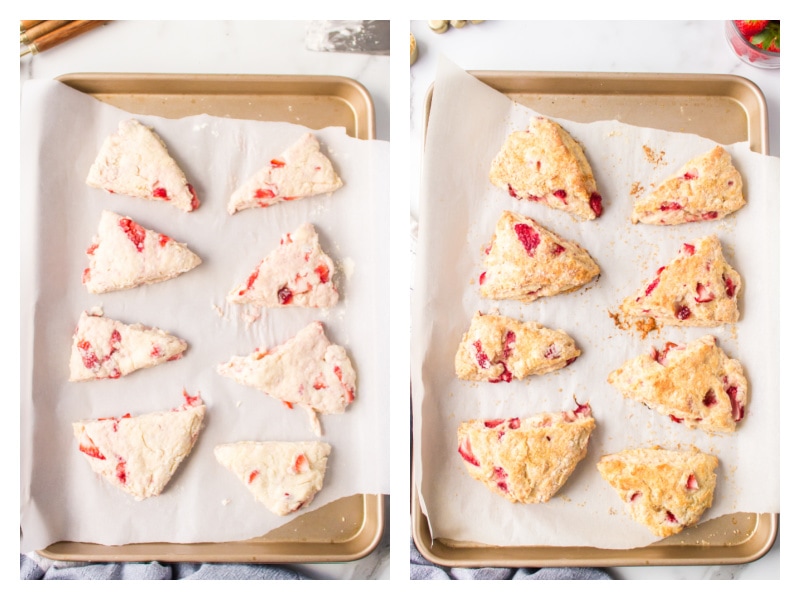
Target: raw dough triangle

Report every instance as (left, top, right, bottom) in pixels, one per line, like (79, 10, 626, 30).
(597, 446, 719, 537)
(489, 116, 603, 220)
(479, 210, 600, 302)
(72, 392, 206, 500)
(83, 210, 202, 293)
(632, 146, 745, 225)
(69, 308, 187, 381)
(457, 405, 595, 503)
(86, 119, 199, 212)
(214, 441, 331, 516)
(455, 311, 580, 382)
(227, 132, 343, 214)
(608, 335, 747, 434)
(227, 222, 338, 308)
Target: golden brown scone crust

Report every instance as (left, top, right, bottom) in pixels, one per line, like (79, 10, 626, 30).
(479, 210, 600, 303)
(596, 446, 719, 537)
(457, 406, 595, 503)
(632, 146, 745, 225)
(490, 116, 603, 220)
(455, 312, 580, 382)
(608, 335, 747, 434)
(619, 235, 741, 327)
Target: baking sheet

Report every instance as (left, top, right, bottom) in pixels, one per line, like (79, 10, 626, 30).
(20, 78, 389, 554)
(411, 57, 779, 554)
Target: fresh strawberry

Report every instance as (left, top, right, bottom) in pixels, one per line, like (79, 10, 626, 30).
(750, 22, 780, 52)
(734, 20, 769, 37)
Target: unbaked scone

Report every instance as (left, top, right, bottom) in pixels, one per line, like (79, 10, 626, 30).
(228, 132, 343, 214)
(479, 210, 600, 302)
(455, 311, 580, 382)
(83, 210, 202, 293)
(214, 440, 331, 516)
(597, 446, 719, 538)
(69, 308, 187, 381)
(632, 146, 744, 225)
(227, 222, 338, 308)
(457, 404, 595, 503)
(489, 116, 603, 220)
(86, 119, 199, 212)
(72, 391, 206, 500)
(618, 235, 741, 327)
(608, 335, 747, 434)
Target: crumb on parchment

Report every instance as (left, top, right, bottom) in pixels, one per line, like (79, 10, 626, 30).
(608, 310, 659, 339)
(629, 181, 645, 198)
(642, 145, 667, 166)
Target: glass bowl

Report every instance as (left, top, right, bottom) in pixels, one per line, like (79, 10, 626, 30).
(724, 20, 780, 69)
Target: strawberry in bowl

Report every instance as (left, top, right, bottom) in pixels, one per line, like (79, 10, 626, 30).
(725, 20, 779, 69)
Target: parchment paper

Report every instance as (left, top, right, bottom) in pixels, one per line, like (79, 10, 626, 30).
(20, 80, 389, 552)
(411, 57, 780, 550)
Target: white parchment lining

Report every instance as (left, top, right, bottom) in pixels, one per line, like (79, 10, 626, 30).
(20, 80, 389, 552)
(411, 57, 780, 550)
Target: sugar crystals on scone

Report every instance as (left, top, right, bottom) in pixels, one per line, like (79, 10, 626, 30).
(632, 146, 745, 225)
(455, 311, 580, 383)
(479, 210, 600, 303)
(489, 116, 603, 220)
(86, 119, 199, 212)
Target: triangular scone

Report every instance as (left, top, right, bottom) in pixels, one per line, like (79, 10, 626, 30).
(457, 405, 595, 503)
(632, 146, 745, 225)
(227, 222, 338, 308)
(214, 441, 331, 516)
(619, 235, 741, 327)
(608, 336, 747, 434)
(83, 210, 202, 293)
(69, 308, 187, 382)
(489, 116, 603, 220)
(72, 392, 205, 500)
(227, 132, 343, 215)
(86, 119, 199, 212)
(597, 446, 719, 538)
(217, 321, 355, 435)
(479, 210, 600, 302)
(455, 311, 580, 382)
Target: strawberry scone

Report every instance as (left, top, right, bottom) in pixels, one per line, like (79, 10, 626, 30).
(632, 146, 745, 225)
(597, 446, 719, 538)
(227, 132, 343, 215)
(86, 119, 199, 212)
(83, 210, 202, 293)
(72, 391, 206, 500)
(618, 235, 741, 328)
(479, 210, 600, 303)
(608, 335, 747, 434)
(455, 311, 580, 383)
(217, 321, 355, 436)
(214, 440, 331, 516)
(489, 116, 603, 220)
(227, 222, 338, 308)
(457, 404, 595, 503)
(68, 308, 187, 381)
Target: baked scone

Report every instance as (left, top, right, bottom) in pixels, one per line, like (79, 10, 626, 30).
(82, 210, 202, 293)
(86, 119, 199, 212)
(228, 132, 343, 215)
(489, 116, 603, 220)
(457, 404, 595, 503)
(214, 440, 331, 516)
(479, 210, 600, 302)
(69, 308, 187, 381)
(454, 311, 580, 382)
(227, 222, 338, 308)
(618, 235, 741, 327)
(608, 336, 747, 434)
(632, 146, 745, 225)
(72, 391, 206, 500)
(217, 321, 355, 436)
(596, 446, 719, 538)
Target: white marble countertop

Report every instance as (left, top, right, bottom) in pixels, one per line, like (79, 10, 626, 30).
(409, 19, 780, 580)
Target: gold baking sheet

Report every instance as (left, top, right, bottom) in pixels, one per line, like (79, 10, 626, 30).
(36, 73, 383, 564)
(412, 70, 777, 567)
